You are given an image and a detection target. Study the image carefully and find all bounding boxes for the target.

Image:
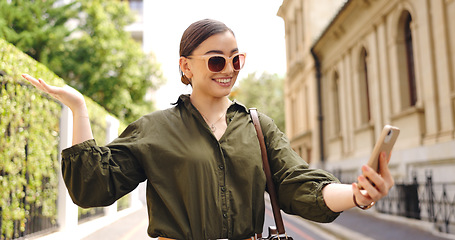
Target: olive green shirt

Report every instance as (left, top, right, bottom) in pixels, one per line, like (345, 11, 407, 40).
(61, 94, 340, 239)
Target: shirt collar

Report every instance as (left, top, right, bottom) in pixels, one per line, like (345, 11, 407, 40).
(174, 94, 249, 113)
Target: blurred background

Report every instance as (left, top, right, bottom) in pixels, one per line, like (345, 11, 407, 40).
(1, 0, 454, 239)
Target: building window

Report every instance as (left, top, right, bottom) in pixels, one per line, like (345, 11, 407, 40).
(359, 48, 371, 124)
(295, 8, 303, 52)
(127, 0, 143, 23)
(397, 11, 417, 108)
(331, 72, 341, 136)
(304, 85, 310, 131)
(404, 13, 417, 106)
(291, 95, 298, 134)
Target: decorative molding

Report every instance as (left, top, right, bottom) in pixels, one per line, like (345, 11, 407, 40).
(288, 58, 305, 80)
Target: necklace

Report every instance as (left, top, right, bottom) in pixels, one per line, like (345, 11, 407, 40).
(200, 111, 226, 132)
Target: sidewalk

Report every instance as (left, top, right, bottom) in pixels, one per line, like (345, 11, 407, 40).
(306, 208, 455, 240)
(81, 205, 455, 240)
(82, 206, 151, 240)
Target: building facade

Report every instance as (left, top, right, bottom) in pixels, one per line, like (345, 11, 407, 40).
(278, 0, 455, 183)
(124, 0, 144, 45)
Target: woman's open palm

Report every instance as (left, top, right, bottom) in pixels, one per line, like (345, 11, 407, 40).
(21, 74, 86, 112)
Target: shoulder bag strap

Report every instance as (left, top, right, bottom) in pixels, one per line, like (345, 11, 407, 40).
(249, 108, 286, 235)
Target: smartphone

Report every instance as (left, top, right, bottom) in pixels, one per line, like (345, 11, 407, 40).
(367, 125, 400, 172)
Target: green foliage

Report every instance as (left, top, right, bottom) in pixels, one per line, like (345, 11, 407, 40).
(46, 0, 164, 123)
(0, 0, 79, 62)
(231, 72, 286, 132)
(117, 194, 131, 211)
(0, 39, 62, 239)
(0, 38, 125, 239)
(0, 0, 165, 124)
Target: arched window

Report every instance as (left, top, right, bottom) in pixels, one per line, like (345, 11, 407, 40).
(359, 48, 371, 124)
(332, 72, 341, 136)
(397, 11, 417, 108)
(404, 13, 417, 106)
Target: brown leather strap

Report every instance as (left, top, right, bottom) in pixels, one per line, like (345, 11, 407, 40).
(158, 237, 256, 240)
(250, 108, 286, 235)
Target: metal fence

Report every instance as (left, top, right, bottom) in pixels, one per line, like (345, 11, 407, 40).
(0, 80, 60, 239)
(21, 203, 58, 238)
(78, 207, 105, 224)
(334, 170, 455, 234)
(0, 204, 58, 240)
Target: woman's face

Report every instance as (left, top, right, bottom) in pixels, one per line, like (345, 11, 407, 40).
(184, 31, 241, 99)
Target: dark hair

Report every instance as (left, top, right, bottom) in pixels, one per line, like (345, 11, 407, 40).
(179, 19, 234, 85)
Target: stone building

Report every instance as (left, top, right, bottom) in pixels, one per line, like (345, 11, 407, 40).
(278, 0, 455, 183)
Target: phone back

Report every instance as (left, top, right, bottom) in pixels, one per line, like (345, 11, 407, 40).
(367, 125, 400, 172)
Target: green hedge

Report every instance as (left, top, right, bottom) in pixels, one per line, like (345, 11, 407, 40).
(0, 38, 126, 239)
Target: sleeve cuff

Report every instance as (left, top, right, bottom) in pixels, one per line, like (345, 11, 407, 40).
(317, 181, 343, 220)
(61, 139, 97, 159)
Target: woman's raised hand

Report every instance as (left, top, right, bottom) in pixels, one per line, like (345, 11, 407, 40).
(22, 74, 94, 144)
(21, 74, 87, 115)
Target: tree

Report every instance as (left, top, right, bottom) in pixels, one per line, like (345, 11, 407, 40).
(0, 0, 165, 123)
(231, 72, 286, 131)
(50, 0, 164, 122)
(0, 0, 79, 62)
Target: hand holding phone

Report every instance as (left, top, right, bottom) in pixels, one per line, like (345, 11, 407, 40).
(367, 125, 400, 172)
(354, 125, 399, 207)
(357, 125, 399, 190)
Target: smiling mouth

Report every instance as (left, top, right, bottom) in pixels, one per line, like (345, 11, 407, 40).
(214, 78, 231, 84)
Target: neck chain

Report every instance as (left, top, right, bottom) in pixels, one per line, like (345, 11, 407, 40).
(200, 111, 226, 132)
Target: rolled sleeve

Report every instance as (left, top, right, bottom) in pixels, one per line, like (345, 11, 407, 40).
(258, 112, 341, 223)
(278, 166, 341, 222)
(61, 123, 146, 208)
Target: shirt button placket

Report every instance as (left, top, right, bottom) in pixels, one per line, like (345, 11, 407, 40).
(217, 140, 229, 238)
(219, 162, 228, 236)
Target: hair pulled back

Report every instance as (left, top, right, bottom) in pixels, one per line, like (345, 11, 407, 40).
(179, 19, 234, 85)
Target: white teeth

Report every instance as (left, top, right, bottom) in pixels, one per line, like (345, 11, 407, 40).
(215, 78, 231, 83)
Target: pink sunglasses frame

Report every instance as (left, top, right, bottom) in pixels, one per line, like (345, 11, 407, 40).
(187, 52, 246, 73)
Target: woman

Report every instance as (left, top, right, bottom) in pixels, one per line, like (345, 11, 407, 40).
(22, 19, 394, 240)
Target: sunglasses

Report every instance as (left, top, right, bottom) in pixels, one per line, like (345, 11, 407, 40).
(188, 52, 246, 73)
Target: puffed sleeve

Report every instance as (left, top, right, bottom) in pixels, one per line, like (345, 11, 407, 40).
(61, 122, 147, 208)
(258, 112, 341, 223)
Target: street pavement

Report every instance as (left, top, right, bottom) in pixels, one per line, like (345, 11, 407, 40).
(290, 209, 455, 240)
(82, 203, 455, 240)
(82, 206, 150, 240)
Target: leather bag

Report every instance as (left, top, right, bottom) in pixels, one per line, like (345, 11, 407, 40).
(250, 108, 294, 240)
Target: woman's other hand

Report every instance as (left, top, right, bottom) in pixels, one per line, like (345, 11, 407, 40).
(352, 152, 395, 207)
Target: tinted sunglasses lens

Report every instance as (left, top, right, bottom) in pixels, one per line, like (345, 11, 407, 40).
(208, 56, 226, 72)
(232, 54, 245, 70)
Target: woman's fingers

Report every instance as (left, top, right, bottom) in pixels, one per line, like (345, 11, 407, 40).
(21, 74, 86, 110)
(22, 74, 47, 92)
(22, 74, 62, 100)
(357, 173, 381, 201)
(379, 152, 395, 189)
(37, 78, 55, 93)
(358, 152, 395, 203)
(352, 182, 373, 206)
(37, 78, 65, 99)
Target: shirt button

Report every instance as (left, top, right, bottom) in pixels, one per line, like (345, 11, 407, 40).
(223, 213, 228, 218)
(219, 165, 224, 170)
(221, 186, 226, 192)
